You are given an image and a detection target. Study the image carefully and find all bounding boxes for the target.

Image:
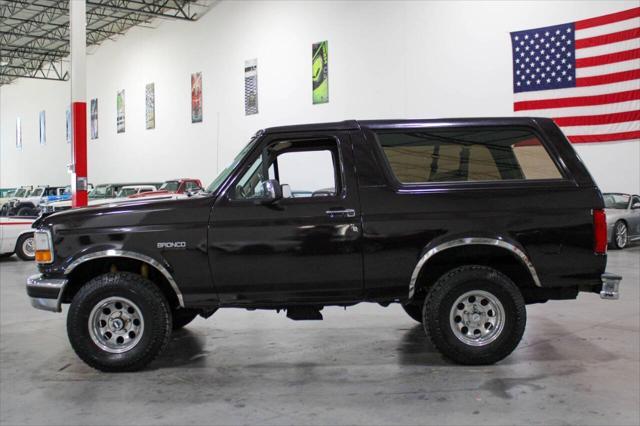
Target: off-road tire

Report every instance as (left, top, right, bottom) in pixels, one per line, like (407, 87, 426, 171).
(401, 303, 423, 323)
(423, 265, 526, 365)
(67, 272, 172, 372)
(16, 207, 36, 217)
(15, 233, 35, 261)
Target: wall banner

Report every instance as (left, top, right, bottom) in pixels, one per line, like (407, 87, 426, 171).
(244, 59, 258, 115)
(39, 111, 46, 145)
(90, 99, 98, 140)
(191, 72, 203, 123)
(117, 89, 125, 133)
(312, 40, 329, 104)
(66, 109, 71, 143)
(146, 83, 155, 129)
(16, 117, 22, 149)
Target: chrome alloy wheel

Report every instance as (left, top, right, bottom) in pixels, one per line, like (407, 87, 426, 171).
(450, 290, 505, 346)
(615, 222, 628, 248)
(22, 236, 35, 258)
(88, 297, 144, 353)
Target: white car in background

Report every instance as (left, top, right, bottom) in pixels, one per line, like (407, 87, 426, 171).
(0, 217, 35, 260)
(41, 183, 159, 213)
(0, 186, 31, 208)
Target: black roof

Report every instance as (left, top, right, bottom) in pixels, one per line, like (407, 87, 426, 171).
(262, 117, 555, 134)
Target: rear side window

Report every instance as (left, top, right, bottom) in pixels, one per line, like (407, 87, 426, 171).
(375, 127, 562, 184)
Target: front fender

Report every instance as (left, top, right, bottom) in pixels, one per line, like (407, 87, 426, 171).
(63, 248, 184, 307)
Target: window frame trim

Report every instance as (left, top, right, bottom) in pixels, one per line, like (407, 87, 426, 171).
(366, 124, 575, 192)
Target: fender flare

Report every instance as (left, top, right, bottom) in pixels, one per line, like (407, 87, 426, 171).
(64, 249, 185, 307)
(408, 237, 542, 299)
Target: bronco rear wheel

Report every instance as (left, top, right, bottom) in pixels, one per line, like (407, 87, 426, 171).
(67, 272, 172, 372)
(423, 265, 526, 365)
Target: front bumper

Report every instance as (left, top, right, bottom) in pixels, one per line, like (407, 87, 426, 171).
(600, 272, 621, 300)
(26, 274, 68, 312)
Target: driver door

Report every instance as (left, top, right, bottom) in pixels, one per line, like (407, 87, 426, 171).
(208, 131, 363, 305)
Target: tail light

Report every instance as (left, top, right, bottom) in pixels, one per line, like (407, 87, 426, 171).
(593, 209, 607, 255)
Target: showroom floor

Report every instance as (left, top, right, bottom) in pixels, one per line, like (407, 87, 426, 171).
(1, 248, 638, 426)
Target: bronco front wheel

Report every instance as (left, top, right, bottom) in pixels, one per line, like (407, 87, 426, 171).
(67, 272, 172, 372)
(423, 265, 526, 365)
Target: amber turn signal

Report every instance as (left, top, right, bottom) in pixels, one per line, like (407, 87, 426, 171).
(35, 250, 52, 263)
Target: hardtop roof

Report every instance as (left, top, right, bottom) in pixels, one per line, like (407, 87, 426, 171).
(262, 117, 554, 134)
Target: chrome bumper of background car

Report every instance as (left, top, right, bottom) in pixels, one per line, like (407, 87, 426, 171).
(600, 273, 621, 300)
(26, 274, 68, 312)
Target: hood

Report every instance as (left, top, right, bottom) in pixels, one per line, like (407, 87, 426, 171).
(35, 194, 215, 232)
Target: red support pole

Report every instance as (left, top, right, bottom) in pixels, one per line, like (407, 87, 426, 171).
(71, 102, 88, 207)
(70, 0, 88, 207)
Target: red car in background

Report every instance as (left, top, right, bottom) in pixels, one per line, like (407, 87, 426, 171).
(128, 178, 203, 199)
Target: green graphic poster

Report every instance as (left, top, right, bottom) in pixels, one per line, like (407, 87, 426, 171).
(312, 40, 329, 104)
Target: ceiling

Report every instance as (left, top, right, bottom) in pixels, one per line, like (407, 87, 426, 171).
(0, 0, 213, 86)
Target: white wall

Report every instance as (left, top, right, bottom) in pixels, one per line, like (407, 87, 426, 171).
(1, 0, 638, 193)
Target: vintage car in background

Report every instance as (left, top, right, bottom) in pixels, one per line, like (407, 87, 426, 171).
(128, 178, 203, 199)
(42, 182, 160, 213)
(603, 193, 640, 249)
(0, 188, 16, 198)
(0, 186, 32, 212)
(43, 184, 94, 204)
(3, 186, 66, 217)
(116, 185, 157, 198)
(0, 217, 35, 260)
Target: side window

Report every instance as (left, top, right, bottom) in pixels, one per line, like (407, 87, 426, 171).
(277, 150, 336, 197)
(185, 181, 201, 191)
(230, 139, 339, 200)
(375, 127, 562, 184)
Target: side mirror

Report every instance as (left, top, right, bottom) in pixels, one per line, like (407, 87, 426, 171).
(260, 179, 283, 204)
(632, 202, 640, 209)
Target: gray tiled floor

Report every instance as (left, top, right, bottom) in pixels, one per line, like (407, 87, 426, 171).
(1, 247, 638, 425)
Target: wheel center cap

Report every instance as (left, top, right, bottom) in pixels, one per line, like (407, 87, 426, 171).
(111, 318, 124, 331)
(471, 313, 481, 322)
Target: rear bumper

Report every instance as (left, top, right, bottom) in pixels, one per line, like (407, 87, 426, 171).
(600, 272, 621, 300)
(26, 273, 67, 312)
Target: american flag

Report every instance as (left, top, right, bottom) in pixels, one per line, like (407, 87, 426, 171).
(510, 7, 639, 144)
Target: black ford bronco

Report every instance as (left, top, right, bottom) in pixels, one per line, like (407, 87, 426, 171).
(27, 118, 622, 372)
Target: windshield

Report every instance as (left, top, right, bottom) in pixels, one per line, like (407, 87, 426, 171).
(29, 188, 44, 197)
(13, 188, 27, 198)
(603, 193, 630, 209)
(207, 135, 261, 193)
(116, 188, 138, 198)
(89, 185, 112, 199)
(160, 181, 179, 192)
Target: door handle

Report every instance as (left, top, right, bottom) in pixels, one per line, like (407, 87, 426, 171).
(326, 209, 356, 218)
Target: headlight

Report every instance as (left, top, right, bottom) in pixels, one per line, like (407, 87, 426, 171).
(34, 230, 54, 264)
